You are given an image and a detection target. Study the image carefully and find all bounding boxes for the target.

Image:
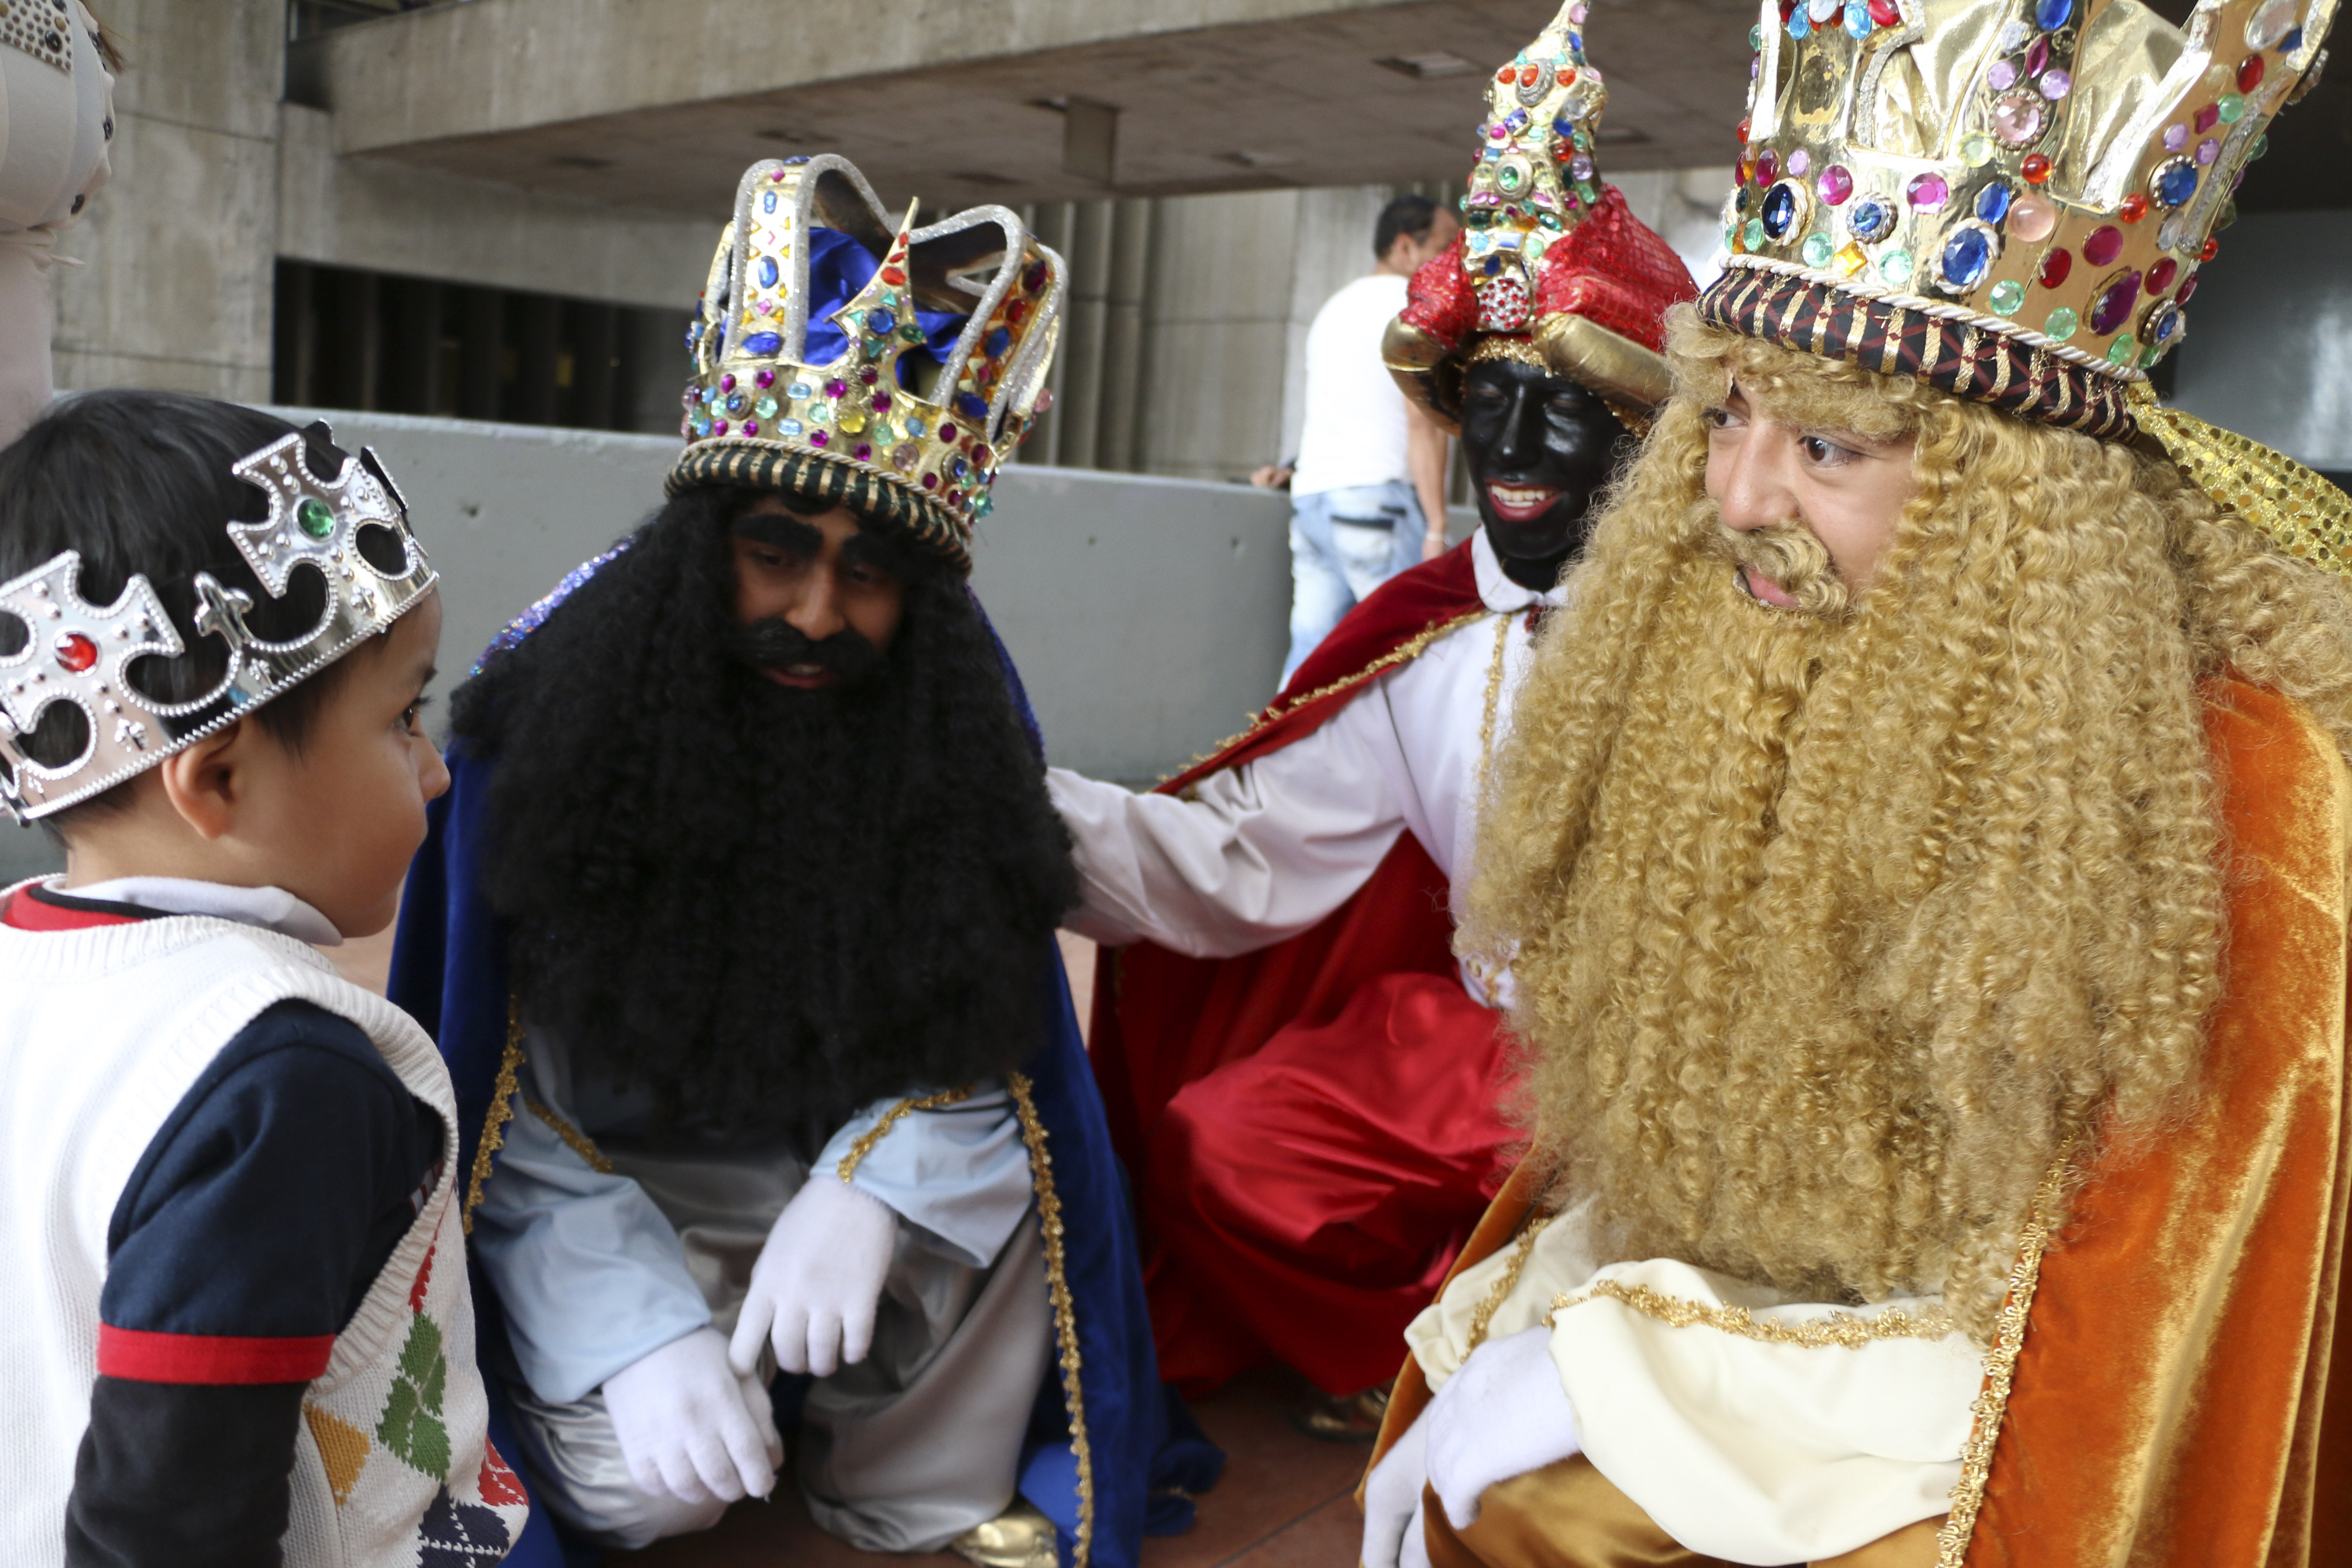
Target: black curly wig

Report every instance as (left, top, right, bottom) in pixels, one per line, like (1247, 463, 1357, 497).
(450, 486, 1078, 1152)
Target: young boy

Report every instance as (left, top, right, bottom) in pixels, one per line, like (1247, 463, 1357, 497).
(0, 390, 528, 1564)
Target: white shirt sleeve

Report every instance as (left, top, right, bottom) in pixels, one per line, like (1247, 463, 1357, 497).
(813, 1082, 1034, 1271)
(1404, 1208, 1982, 1564)
(467, 1081, 713, 1407)
(1046, 688, 1411, 958)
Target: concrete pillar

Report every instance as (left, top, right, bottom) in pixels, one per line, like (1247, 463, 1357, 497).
(1058, 202, 1116, 470)
(51, 0, 283, 399)
(1094, 198, 1154, 473)
(1140, 187, 1303, 484)
(1016, 201, 1077, 468)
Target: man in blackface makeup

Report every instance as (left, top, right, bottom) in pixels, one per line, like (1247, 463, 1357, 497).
(389, 155, 1216, 1566)
(1047, 16, 1694, 1433)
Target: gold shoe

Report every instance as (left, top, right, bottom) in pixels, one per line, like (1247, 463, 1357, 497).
(1292, 1382, 1389, 1444)
(949, 1501, 1060, 1568)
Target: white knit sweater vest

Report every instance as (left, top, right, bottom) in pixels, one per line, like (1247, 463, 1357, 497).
(0, 897, 527, 1565)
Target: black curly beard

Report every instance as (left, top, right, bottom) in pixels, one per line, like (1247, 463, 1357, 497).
(450, 487, 1078, 1155)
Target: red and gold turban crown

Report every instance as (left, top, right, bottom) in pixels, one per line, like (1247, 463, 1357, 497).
(1384, 0, 1699, 430)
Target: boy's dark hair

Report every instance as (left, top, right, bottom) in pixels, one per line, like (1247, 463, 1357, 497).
(1375, 193, 1441, 260)
(0, 391, 360, 839)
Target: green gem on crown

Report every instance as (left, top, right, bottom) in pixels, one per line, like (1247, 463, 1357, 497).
(296, 498, 336, 540)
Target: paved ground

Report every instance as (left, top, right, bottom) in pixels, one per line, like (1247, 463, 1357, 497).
(613, 1371, 1368, 1568)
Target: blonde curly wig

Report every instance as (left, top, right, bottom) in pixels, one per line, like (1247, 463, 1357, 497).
(1461, 306, 2352, 1337)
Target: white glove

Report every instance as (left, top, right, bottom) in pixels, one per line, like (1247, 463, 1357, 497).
(601, 1326, 781, 1507)
(1424, 1326, 1581, 1531)
(1361, 1411, 1430, 1568)
(729, 1174, 897, 1378)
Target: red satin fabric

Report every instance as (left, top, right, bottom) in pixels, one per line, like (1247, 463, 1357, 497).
(1091, 545, 1504, 1396)
(1144, 971, 1517, 1395)
(1398, 184, 1695, 357)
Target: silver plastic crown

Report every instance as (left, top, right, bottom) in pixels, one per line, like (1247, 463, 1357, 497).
(0, 429, 436, 822)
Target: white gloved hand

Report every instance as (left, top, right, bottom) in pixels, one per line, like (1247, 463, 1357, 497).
(1361, 1411, 1429, 1568)
(729, 1174, 897, 1378)
(1424, 1326, 1581, 1531)
(601, 1326, 781, 1507)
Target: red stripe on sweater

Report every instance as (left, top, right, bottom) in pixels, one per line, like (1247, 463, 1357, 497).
(2, 888, 141, 931)
(97, 1325, 336, 1384)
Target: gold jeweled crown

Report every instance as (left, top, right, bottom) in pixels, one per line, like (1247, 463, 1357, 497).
(671, 156, 1066, 569)
(1461, 1, 1612, 332)
(1722, 0, 2335, 400)
(1385, 0, 1698, 427)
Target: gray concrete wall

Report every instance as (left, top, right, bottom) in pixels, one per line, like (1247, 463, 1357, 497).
(2170, 210, 2352, 471)
(270, 410, 1296, 784)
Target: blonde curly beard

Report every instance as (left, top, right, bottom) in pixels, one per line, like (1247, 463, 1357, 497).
(1461, 309, 2352, 1338)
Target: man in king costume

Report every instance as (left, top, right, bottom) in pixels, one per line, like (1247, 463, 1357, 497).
(390, 155, 1218, 1565)
(1362, 0, 2352, 1563)
(1052, 6, 1696, 1418)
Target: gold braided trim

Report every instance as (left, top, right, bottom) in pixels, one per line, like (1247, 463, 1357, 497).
(1163, 609, 1490, 784)
(835, 1085, 977, 1183)
(1469, 333, 1549, 369)
(1545, 1280, 1960, 1348)
(2132, 386, 2352, 580)
(462, 998, 527, 1235)
(525, 1097, 614, 1175)
(1934, 1157, 2070, 1568)
(1465, 1212, 1553, 1356)
(1475, 612, 1510, 802)
(1008, 1070, 1092, 1568)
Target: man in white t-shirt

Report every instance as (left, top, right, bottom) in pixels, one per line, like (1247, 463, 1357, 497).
(1268, 194, 1458, 683)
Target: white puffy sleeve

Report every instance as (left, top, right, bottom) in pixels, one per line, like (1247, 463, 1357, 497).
(1406, 1207, 1984, 1564)
(1046, 687, 1409, 957)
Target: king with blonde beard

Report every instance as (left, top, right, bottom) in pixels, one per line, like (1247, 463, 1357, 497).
(1355, 3, 2352, 1565)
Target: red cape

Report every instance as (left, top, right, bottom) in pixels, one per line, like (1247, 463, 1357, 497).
(1088, 539, 1490, 1185)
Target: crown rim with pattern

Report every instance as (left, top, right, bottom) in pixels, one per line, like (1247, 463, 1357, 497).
(0, 429, 437, 822)
(1717, 0, 2338, 423)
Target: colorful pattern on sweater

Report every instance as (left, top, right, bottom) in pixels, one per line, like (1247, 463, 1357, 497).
(300, 1233, 525, 1559)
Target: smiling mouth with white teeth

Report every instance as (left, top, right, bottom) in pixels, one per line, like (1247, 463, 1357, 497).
(1484, 481, 1563, 522)
(762, 662, 839, 690)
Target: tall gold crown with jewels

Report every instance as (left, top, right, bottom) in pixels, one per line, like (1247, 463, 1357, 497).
(1715, 0, 2335, 438)
(671, 156, 1066, 570)
(1703, 0, 2352, 576)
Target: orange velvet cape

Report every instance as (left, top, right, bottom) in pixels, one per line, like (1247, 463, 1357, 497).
(1369, 676, 2352, 1565)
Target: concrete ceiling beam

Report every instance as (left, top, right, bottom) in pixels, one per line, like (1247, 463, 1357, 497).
(303, 0, 1755, 218)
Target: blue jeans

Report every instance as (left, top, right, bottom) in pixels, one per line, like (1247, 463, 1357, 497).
(1281, 481, 1427, 686)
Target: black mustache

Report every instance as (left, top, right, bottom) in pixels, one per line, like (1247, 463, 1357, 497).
(726, 616, 886, 686)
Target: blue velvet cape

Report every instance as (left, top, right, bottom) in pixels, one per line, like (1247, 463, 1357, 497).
(389, 579, 1220, 1568)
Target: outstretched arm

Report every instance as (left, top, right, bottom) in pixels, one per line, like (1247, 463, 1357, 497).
(1047, 690, 1410, 956)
